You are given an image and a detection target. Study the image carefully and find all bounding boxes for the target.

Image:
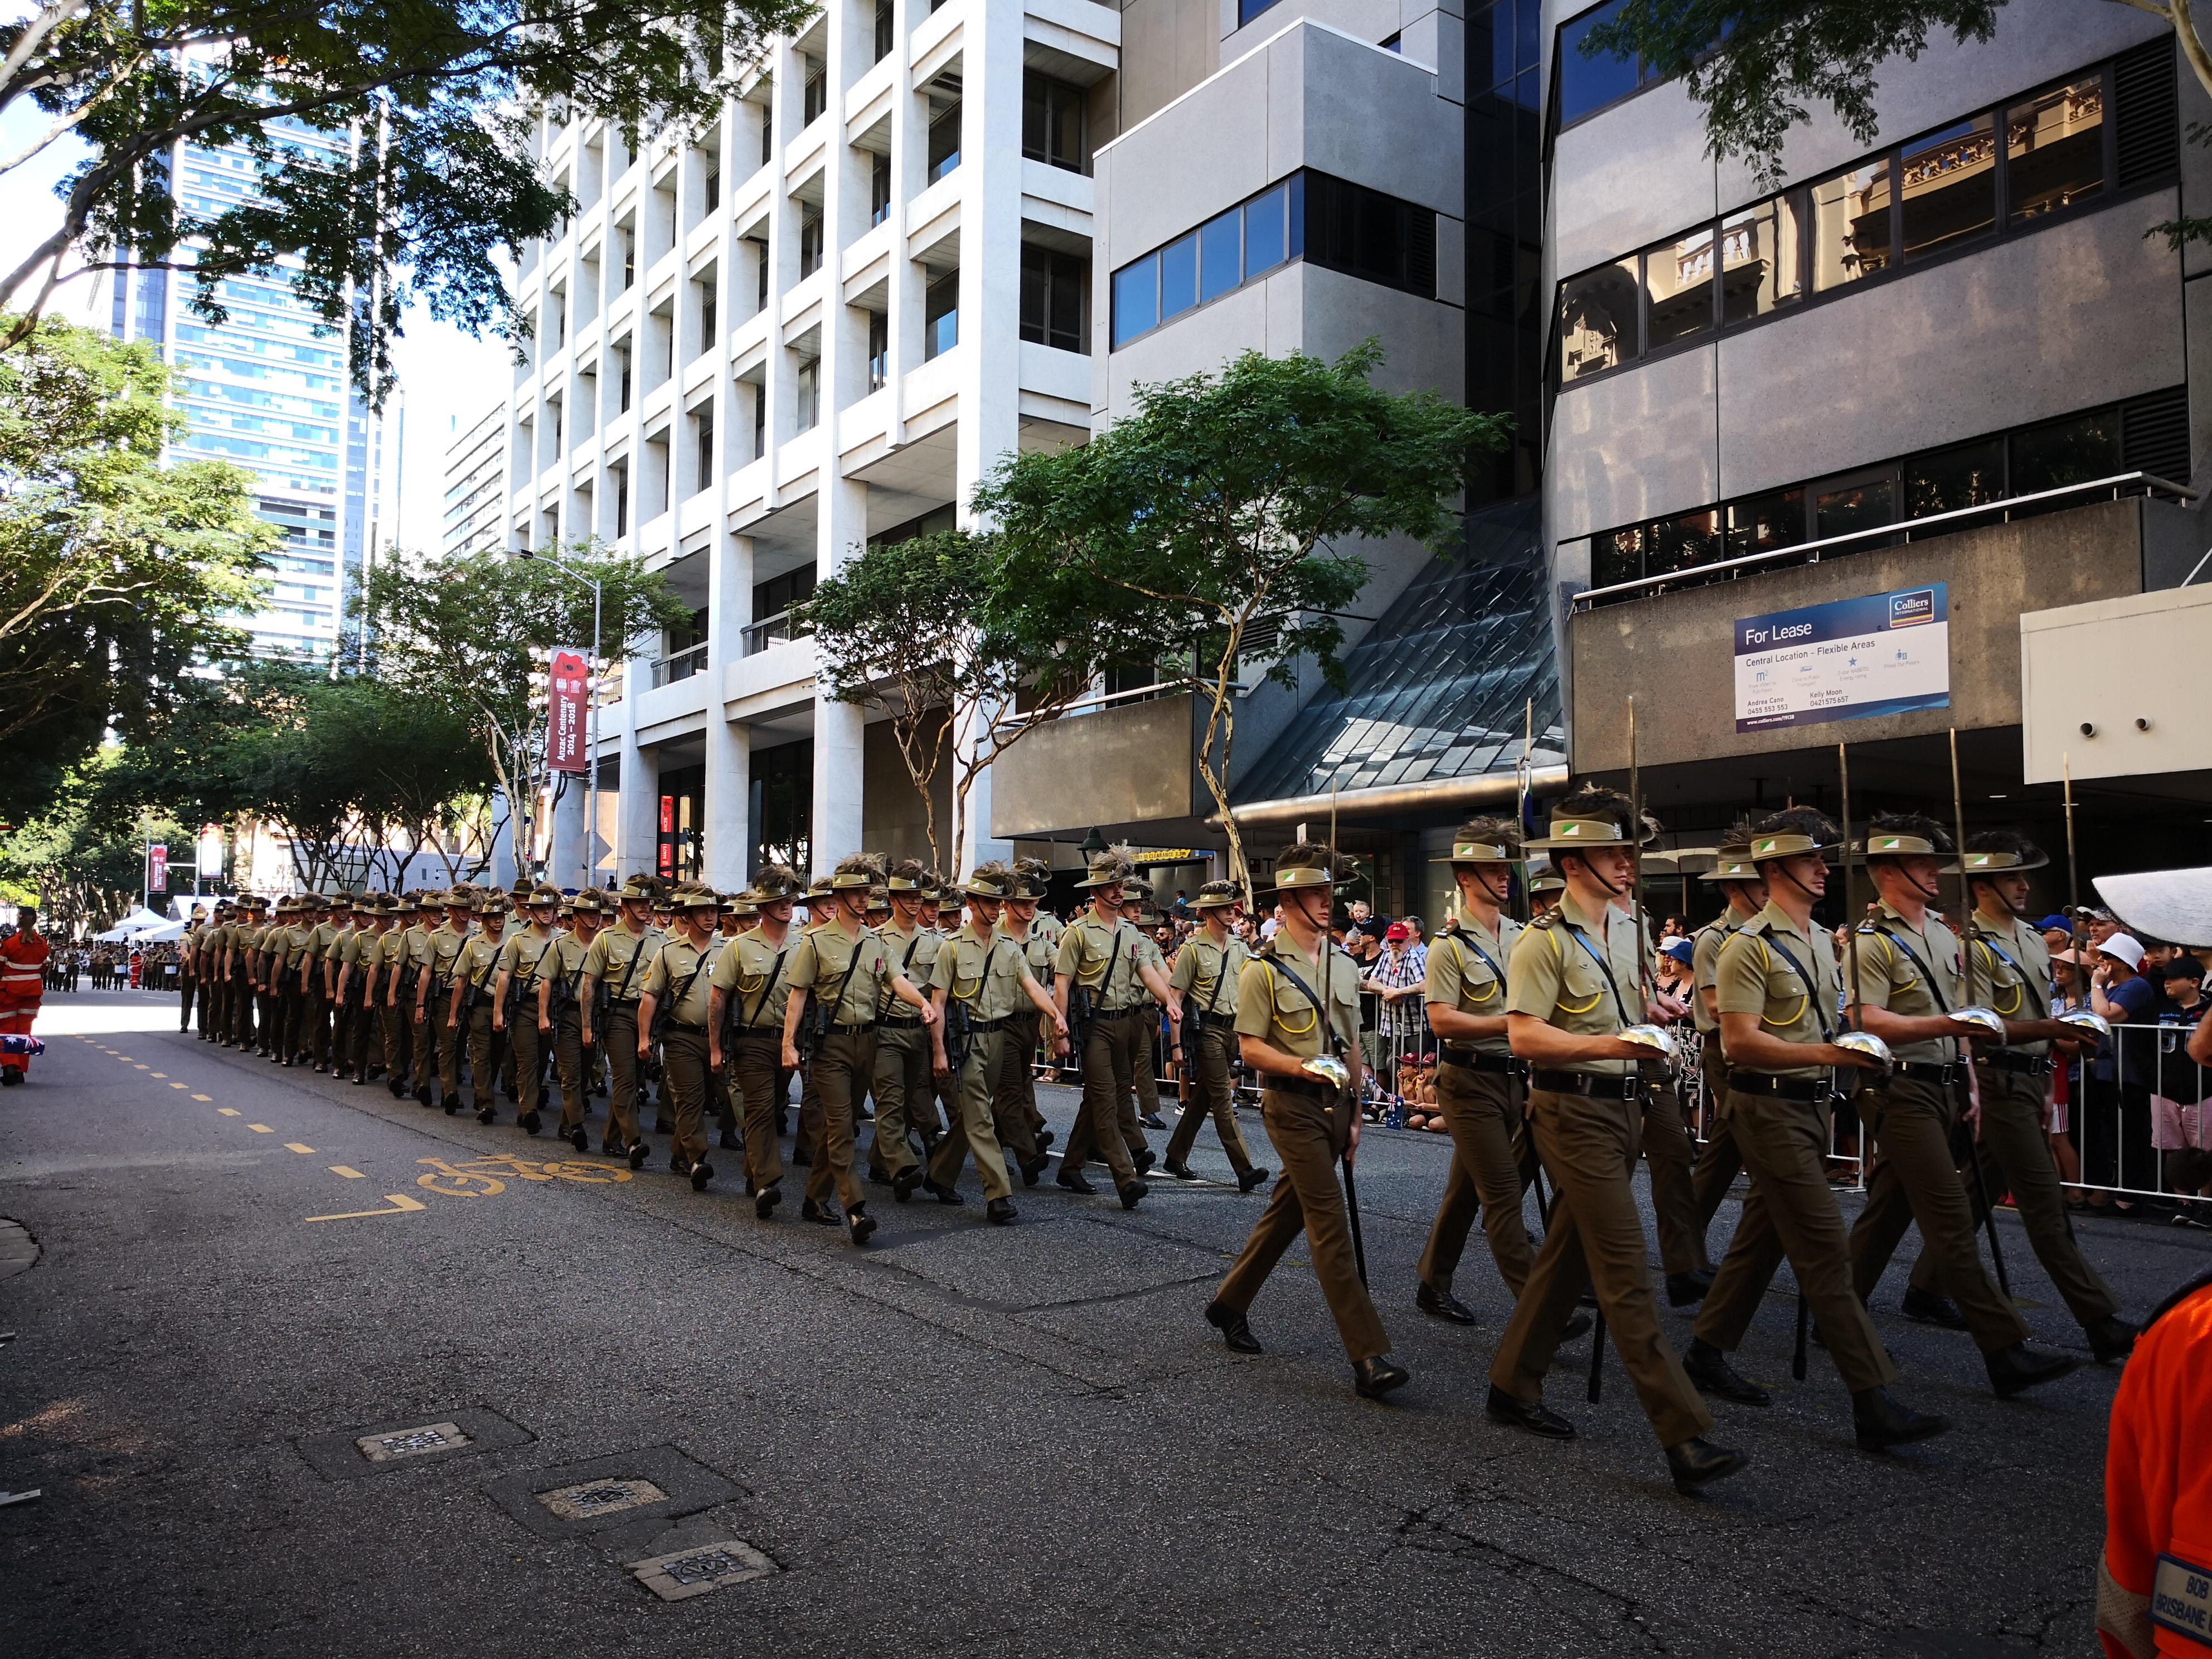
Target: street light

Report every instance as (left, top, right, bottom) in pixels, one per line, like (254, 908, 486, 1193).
(521, 544, 603, 892)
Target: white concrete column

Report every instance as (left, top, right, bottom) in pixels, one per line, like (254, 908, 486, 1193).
(548, 772, 587, 891)
(702, 528, 755, 886)
(812, 473, 869, 864)
(615, 654, 659, 880)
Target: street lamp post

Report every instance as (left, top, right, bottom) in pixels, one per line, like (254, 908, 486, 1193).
(522, 546, 603, 892)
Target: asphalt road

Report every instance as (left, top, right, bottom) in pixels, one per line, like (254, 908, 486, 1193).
(1, 989, 2198, 1657)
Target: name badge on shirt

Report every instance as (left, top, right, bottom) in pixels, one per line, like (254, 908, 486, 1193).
(2155, 1553, 2212, 1646)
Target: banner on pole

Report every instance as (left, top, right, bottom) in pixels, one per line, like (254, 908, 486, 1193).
(148, 844, 168, 893)
(547, 648, 590, 774)
(1734, 583, 1949, 734)
(197, 824, 225, 881)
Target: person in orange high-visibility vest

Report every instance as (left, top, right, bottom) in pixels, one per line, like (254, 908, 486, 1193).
(0, 905, 51, 1085)
(2101, 1263, 2212, 1658)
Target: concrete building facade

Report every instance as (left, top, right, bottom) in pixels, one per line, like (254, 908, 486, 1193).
(442, 403, 509, 556)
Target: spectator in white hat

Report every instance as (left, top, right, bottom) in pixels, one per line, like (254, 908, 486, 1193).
(2090, 933, 2158, 1209)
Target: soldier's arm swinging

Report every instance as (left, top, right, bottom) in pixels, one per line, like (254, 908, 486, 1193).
(636, 988, 658, 1058)
(1719, 1011, 1876, 1074)
(492, 967, 513, 1031)
(1506, 1011, 1650, 1068)
(707, 986, 729, 1070)
(538, 972, 555, 1035)
(780, 985, 809, 1072)
(579, 973, 599, 1047)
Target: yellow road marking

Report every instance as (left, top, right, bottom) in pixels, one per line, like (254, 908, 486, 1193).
(192, 1094, 212, 1102)
(305, 1192, 425, 1223)
(218, 1108, 240, 1117)
(149, 1071, 165, 1078)
(133, 1064, 148, 1070)
(329, 1166, 365, 1179)
(285, 1143, 314, 1154)
(248, 1123, 273, 1133)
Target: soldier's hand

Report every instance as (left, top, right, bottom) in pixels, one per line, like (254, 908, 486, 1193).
(709, 1046, 723, 1071)
(492, 1015, 505, 1032)
(539, 1017, 553, 1036)
(1051, 1015, 1069, 1040)
(781, 1042, 801, 1070)
(919, 1002, 939, 1027)
(581, 1028, 594, 1048)
(932, 1057, 951, 1083)
(636, 1038, 651, 1061)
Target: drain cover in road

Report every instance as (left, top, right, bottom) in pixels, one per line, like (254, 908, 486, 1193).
(536, 1477, 668, 1522)
(357, 1422, 471, 1463)
(296, 1406, 533, 1482)
(484, 1445, 738, 1540)
(628, 1539, 776, 1603)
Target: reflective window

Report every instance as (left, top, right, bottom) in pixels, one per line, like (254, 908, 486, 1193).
(1900, 115, 1996, 260)
(1020, 246, 1088, 353)
(2008, 76, 2105, 222)
(1813, 472, 1896, 541)
(1555, 1, 1639, 126)
(1557, 257, 1640, 382)
(1812, 163, 1891, 291)
(1906, 439, 2004, 517)
(1111, 259, 1156, 347)
(1725, 489, 1805, 558)
(1720, 197, 1803, 324)
(1303, 170, 1436, 298)
(1646, 508, 1722, 580)
(1590, 525, 1642, 590)
(2010, 409, 2120, 493)
(924, 274, 959, 360)
(927, 104, 961, 184)
(1023, 72, 1089, 174)
(1105, 175, 1321, 349)
(1158, 232, 1199, 323)
(1199, 208, 1241, 303)
(1245, 182, 1289, 274)
(1237, 0, 1281, 25)
(1644, 227, 1715, 348)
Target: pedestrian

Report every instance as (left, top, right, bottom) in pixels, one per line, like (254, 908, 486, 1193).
(2090, 930, 2160, 1206)
(991, 857, 1059, 1182)
(870, 860, 945, 1193)
(1160, 879, 1269, 1192)
(447, 892, 512, 1123)
(1203, 842, 1409, 1403)
(0, 905, 51, 1084)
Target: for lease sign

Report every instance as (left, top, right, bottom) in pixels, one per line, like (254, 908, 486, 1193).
(1734, 584, 1949, 733)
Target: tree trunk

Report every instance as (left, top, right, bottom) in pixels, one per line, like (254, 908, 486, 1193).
(1195, 625, 1248, 898)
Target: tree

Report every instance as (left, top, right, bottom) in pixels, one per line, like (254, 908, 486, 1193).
(322, 681, 497, 890)
(0, 316, 270, 823)
(356, 543, 688, 882)
(977, 344, 1506, 890)
(0, 751, 186, 932)
(798, 528, 1100, 877)
(0, 0, 813, 402)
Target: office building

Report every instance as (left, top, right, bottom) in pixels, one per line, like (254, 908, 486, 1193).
(443, 402, 509, 556)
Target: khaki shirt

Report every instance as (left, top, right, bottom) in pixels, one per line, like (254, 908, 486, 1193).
(711, 929, 795, 1030)
(1425, 915, 1520, 1057)
(642, 933, 718, 1028)
(876, 921, 942, 1017)
(309, 921, 342, 966)
(1056, 913, 1148, 1012)
(1171, 932, 1250, 1022)
(1971, 909, 2054, 1059)
(455, 932, 506, 997)
(403, 922, 436, 972)
(499, 929, 562, 993)
(1036, 911, 1065, 950)
(1715, 904, 1840, 1081)
(581, 923, 661, 1003)
(1005, 919, 1057, 989)
(542, 933, 593, 1013)
(1132, 933, 1166, 1006)
(1506, 890, 1646, 1076)
(1850, 903, 1965, 1066)
(1691, 912, 1750, 1036)
(789, 925, 895, 1027)
(377, 926, 411, 972)
(1235, 934, 1360, 1061)
(428, 920, 469, 984)
(932, 922, 1032, 1023)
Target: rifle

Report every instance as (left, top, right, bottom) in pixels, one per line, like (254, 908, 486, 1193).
(803, 934, 866, 1063)
(649, 940, 712, 1046)
(1065, 922, 1123, 1081)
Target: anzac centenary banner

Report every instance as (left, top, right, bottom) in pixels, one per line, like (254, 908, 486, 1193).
(1734, 583, 1949, 734)
(546, 649, 591, 774)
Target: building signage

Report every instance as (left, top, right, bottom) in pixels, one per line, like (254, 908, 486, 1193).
(546, 649, 590, 774)
(1734, 584, 1949, 733)
(147, 844, 168, 894)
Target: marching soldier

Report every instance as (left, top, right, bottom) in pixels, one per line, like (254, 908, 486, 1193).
(538, 889, 605, 1152)
(199, 902, 231, 1043)
(303, 893, 348, 1073)
(790, 874, 837, 1168)
(710, 891, 753, 1150)
(332, 895, 380, 1083)
(1690, 838, 1764, 1241)
(179, 904, 205, 1032)
(382, 895, 423, 1095)
(272, 898, 312, 1064)
(1414, 819, 1542, 1323)
(1202, 843, 1407, 1402)
(710, 865, 803, 1216)
(1846, 813, 2080, 1399)
(1054, 852, 1180, 1206)
(780, 855, 938, 1245)
(921, 861, 1067, 1223)
(1483, 789, 1743, 1491)
(1161, 880, 1268, 1192)
(1123, 889, 1171, 1133)
(639, 886, 724, 1191)
(447, 892, 512, 1122)
(580, 875, 664, 1166)
(1527, 860, 1563, 916)
(494, 886, 564, 1133)
(993, 858, 1060, 1169)
(416, 889, 474, 1112)
(872, 860, 948, 1196)
(1679, 808, 1949, 1449)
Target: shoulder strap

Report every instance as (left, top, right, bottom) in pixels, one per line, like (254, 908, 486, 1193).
(1978, 933, 2050, 1021)
(1453, 928, 1507, 991)
(1558, 921, 1634, 1029)
(1873, 923, 1952, 1014)
(612, 930, 647, 1000)
(1203, 939, 1234, 1015)
(744, 947, 790, 1027)
(1263, 949, 1340, 1041)
(1095, 923, 1125, 1003)
(670, 945, 711, 1013)
(1757, 932, 1836, 1041)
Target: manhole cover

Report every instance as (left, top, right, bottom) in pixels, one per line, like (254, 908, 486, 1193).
(536, 1477, 668, 1521)
(629, 1539, 776, 1602)
(357, 1423, 472, 1463)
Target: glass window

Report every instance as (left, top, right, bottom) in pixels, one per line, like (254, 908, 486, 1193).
(1158, 231, 1199, 322)
(1812, 471, 1897, 542)
(2009, 409, 2120, 494)
(803, 62, 826, 126)
(1720, 196, 1803, 324)
(1199, 208, 1241, 303)
(1238, 0, 1281, 25)
(2007, 76, 2105, 224)
(798, 205, 823, 278)
(870, 152, 891, 226)
(1905, 438, 2004, 518)
(1644, 226, 1715, 348)
(1021, 246, 1088, 353)
(1112, 256, 1157, 346)
(1245, 183, 1289, 275)
(1557, 256, 1639, 381)
(1022, 72, 1088, 174)
(1811, 163, 1891, 291)
(875, 0, 893, 64)
(1646, 508, 1722, 579)
(1900, 115, 1996, 260)
(1726, 488, 1805, 559)
(867, 310, 888, 390)
(1556, 1, 1638, 125)
(924, 273, 959, 360)
(795, 357, 819, 431)
(927, 104, 961, 184)
(1590, 525, 1643, 590)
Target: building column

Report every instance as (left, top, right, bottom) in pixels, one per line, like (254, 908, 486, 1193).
(548, 771, 588, 891)
(812, 473, 868, 864)
(702, 529, 754, 887)
(615, 652, 659, 880)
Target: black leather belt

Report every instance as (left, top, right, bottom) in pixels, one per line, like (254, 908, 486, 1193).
(1094, 1007, 1143, 1021)
(1978, 1050, 2053, 1077)
(669, 1020, 707, 1032)
(1266, 1073, 1347, 1103)
(880, 1013, 927, 1028)
(1530, 1068, 1643, 1100)
(1440, 1045, 1519, 1076)
(606, 997, 641, 1010)
(1727, 1070, 1830, 1103)
(967, 1016, 1013, 1033)
(734, 1026, 780, 1041)
(828, 1021, 876, 1035)
(1893, 1060, 1959, 1085)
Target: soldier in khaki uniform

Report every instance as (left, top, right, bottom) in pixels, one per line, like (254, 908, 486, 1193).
(1415, 819, 1540, 1322)
(871, 860, 948, 1196)
(235, 895, 272, 1053)
(380, 896, 422, 1095)
(1898, 832, 2136, 1362)
(780, 854, 937, 1245)
(709, 891, 753, 1150)
(302, 894, 348, 1072)
(179, 905, 205, 1032)
(537, 889, 605, 1152)
(494, 886, 564, 1133)
(1054, 853, 1180, 1207)
(1123, 888, 1171, 1133)
(640, 886, 724, 1191)
(446, 894, 511, 1121)
(1484, 790, 1742, 1492)
(711, 865, 803, 1216)
(332, 895, 381, 1083)
(790, 874, 837, 1167)
(581, 875, 664, 1166)
(197, 903, 229, 1042)
(1161, 880, 1267, 1191)
(1204, 844, 1407, 1401)
(991, 858, 1058, 1174)
(1690, 842, 1764, 1239)
(1680, 808, 1948, 1450)
(416, 890, 473, 1112)
(921, 862, 1067, 1223)
(1846, 814, 2079, 1399)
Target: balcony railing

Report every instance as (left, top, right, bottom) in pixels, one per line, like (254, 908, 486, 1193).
(651, 642, 708, 686)
(743, 608, 811, 656)
(1570, 471, 2196, 612)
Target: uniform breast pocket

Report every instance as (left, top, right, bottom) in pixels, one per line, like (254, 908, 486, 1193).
(1556, 955, 1607, 1015)
(1269, 980, 1321, 1037)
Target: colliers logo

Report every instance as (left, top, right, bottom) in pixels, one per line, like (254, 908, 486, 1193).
(1888, 589, 1937, 628)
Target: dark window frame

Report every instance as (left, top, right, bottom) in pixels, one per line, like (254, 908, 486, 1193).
(1020, 244, 1090, 353)
(1022, 70, 1090, 176)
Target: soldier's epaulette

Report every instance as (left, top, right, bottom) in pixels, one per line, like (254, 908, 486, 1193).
(1528, 910, 1562, 930)
(1854, 920, 1881, 934)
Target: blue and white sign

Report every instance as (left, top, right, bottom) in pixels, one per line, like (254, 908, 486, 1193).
(1734, 584, 1949, 733)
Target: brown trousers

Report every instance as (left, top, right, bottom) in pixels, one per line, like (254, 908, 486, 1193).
(869, 1021, 934, 1178)
(991, 1013, 1045, 1163)
(1693, 1086, 1900, 1391)
(929, 1027, 1013, 1201)
(1905, 1065, 2118, 1330)
(806, 1028, 877, 1210)
(1415, 1059, 1532, 1298)
(659, 1025, 712, 1166)
(730, 1030, 788, 1192)
(1489, 1085, 1714, 1450)
(1216, 1085, 1389, 1362)
(1691, 1036, 1744, 1237)
(551, 1009, 590, 1135)
(463, 1002, 502, 1113)
(599, 1005, 644, 1151)
(1850, 1074, 2030, 1353)
(507, 1012, 546, 1118)
(1163, 1023, 1257, 1177)
(1062, 1010, 1147, 1187)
